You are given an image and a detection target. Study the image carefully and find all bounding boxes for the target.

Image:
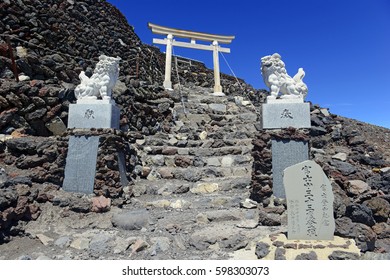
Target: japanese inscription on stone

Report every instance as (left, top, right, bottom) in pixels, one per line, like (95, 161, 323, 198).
(280, 109, 293, 119)
(284, 160, 335, 240)
(84, 109, 95, 119)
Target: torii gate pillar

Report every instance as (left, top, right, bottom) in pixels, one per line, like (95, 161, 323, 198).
(163, 34, 173, 90)
(212, 40, 223, 95)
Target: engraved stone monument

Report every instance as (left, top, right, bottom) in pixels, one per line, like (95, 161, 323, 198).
(284, 160, 335, 240)
(260, 53, 311, 198)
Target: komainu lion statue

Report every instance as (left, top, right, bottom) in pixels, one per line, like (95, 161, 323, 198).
(261, 53, 308, 99)
(74, 55, 121, 100)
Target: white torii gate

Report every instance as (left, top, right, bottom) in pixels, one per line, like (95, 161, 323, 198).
(148, 23, 235, 95)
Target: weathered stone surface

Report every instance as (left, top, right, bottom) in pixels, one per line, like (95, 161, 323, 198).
(54, 236, 72, 248)
(258, 209, 281, 226)
(347, 180, 370, 195)
(346, 204, 375, 226)
(328, 251, 360, 260)
(91, 196, 111, 213)
(150, 237, 171, 253)
(174, 156, 193, 168)
(330, 160, 356, 176)
(209, 103, 226, 113)
(372, 223, 390, 239)
(332, 152, 347, 161)
(70, 238, 90, 250)
(220, 235, 248, 251)
(111, 209, 149, 230)
(190, 183, 219, 194)
(221, 156, 234, 167)
(348, 136, 365, 146)
(255, 242, 270, 259)
(89, 233, 113, 254)
(363, 197, 390, 223)
(295, 251, 318, 260)
(131, 239, 149, 254)
(274, 248, 286, 260)
(353, 223, 377, 252)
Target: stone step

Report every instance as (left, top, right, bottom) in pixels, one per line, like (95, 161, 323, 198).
(175, 112, 258, 124)
(142, 166, 252, 182)
(132, 176, 251, 197)
(130, 193, 250, 211)
(138, 137, 253, 148)
(140, 145, 253, 157)
(141, 154, 253, 168)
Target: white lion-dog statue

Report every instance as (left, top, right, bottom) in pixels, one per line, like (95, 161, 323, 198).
(261, 53, 308, 100)
(74, 55, 121, 101)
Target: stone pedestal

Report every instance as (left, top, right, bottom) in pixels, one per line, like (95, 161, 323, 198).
(261, 98, 311, 199)
(262, 99, 310, 129)
(64, 100, 121, 194)
(68, 99, 120, 129)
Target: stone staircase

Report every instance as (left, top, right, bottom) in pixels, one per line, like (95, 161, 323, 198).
(121, 86, 275, 259)
(132, 86, 258, 199)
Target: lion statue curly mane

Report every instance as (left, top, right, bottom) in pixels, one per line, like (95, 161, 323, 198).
(74, 55, 121, 101)
(261, 53, 308, 100)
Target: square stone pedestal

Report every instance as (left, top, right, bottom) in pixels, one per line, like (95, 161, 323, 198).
(68, 99, 120, 129)
(262, 100, 310, 129)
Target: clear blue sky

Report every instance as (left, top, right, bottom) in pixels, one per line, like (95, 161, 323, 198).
(107, 0, 390, 128)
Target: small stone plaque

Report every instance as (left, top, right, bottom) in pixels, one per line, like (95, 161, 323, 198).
(63, 135, 99, 194)
(262, 102, 310, 129)
(68, 103, 120, 129)
(284, 160, 335, 240)
(272, 139, 309, 198)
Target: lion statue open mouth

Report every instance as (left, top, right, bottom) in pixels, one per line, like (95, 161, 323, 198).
(261, 53, 308, 100)
(74, 55, 121, 101)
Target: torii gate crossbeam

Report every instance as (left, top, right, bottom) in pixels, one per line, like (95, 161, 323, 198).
(148, 23, 235, 95)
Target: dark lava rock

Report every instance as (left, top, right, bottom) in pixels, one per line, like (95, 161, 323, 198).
(220, 235, 248, 251)
(348, 136, 365, 146)
(295, 251, 318, 260)
(258, 209, 281, 226)
(310, 126, 327, 136)
(69, 199, 91, 213)
(330, 160, 356, 176)
(274, 248, 286, 260)
(255, 242, 270, 259)
(363, 197, 390, 223)
(5, 138, 38, 155)
(189, 235, 217, 251)
(328, 251, 360, 260)
(354, 223, 377, 252)
(346, 204, 375, 226)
